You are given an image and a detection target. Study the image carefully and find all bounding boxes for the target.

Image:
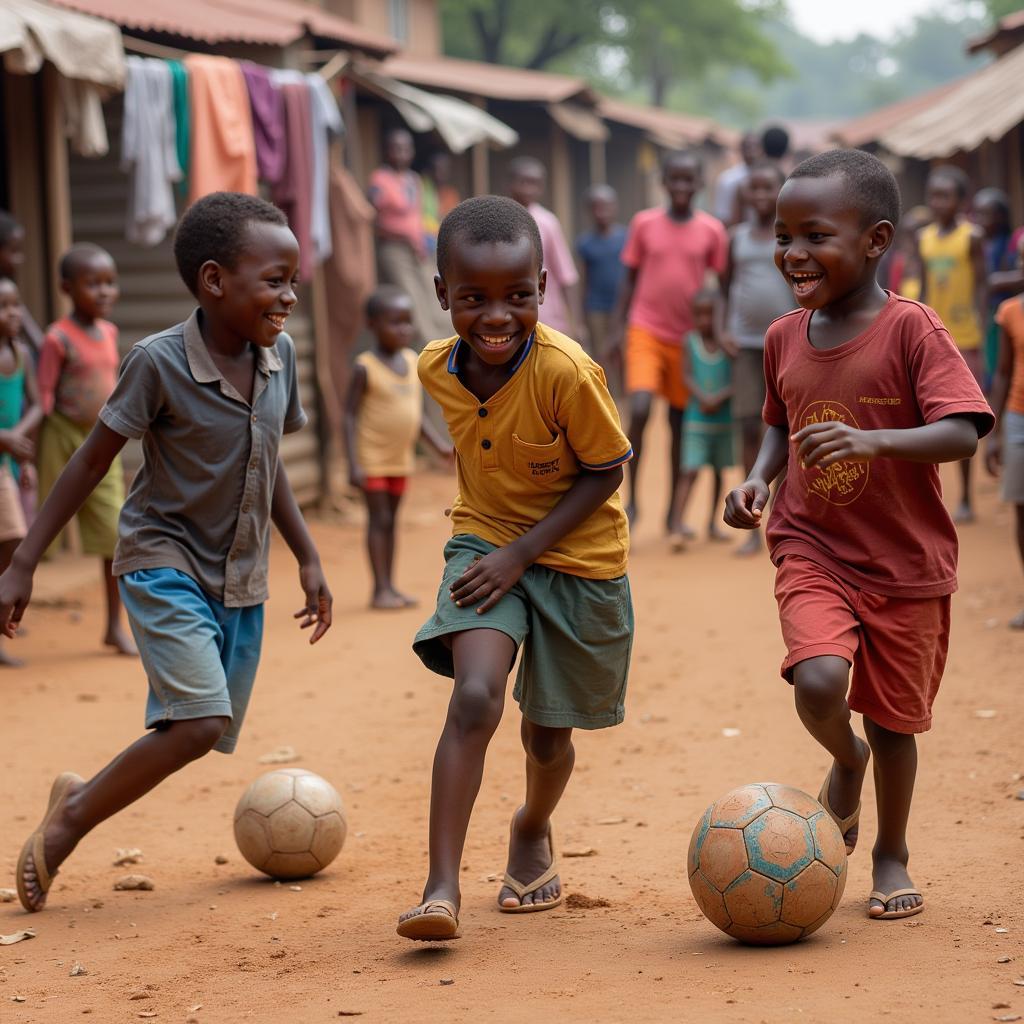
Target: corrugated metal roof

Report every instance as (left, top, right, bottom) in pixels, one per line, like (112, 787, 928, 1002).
(598, 97, 736, 149)
(879, 44, 1024, 159)
(376, 54, 595, 105)
(831, 79, 963, 148)
(49, 0, 396, 52)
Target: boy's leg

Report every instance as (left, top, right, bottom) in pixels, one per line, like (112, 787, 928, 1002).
(386, 489, 417, 608)
(1013, 504, 1024, 629)
(103, 559, 137, 655)
(0, 537, 22, 666)
(625, 390, 653, 524)
(708, 468, 728, 541)
(954, 456, 973, 523)
(363, 488, 401, 609)
(668, 468, 698, 550)
(408, 628, 517, 916)
(498, 720, 574, 909)
(791, 655, 870, 845)
(19, 717, 228, 909)
(863, 717, 922, 916)
(666, 406, 688, 534)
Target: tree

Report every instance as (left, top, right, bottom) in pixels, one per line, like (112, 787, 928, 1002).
(980, 0, 1024, 18)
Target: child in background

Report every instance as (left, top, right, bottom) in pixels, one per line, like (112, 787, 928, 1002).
(397, 196, 633, 941)
(919, 165, 987, 522)
(2, 192, 331, 914)
(576, 184, 627, 390)
(720, 161, 795, 555)
(0, 277, 42, 666)
(38, 244, 135, 656)
(726, 150, 992, 921)
(669, 288, 733, 549)
(0, 210, 44, 360)
(614, 150, 728, 532)
(985, 241, 1024, 629)
(343, 286, 452, 610)
(974, 188, 1019, 385)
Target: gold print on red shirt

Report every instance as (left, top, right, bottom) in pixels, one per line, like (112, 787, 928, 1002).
(798, 400, 870, 507)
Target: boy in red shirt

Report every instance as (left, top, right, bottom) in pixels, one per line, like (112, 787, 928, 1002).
(725, 150, 992, 920)
(614, 151, 727, 531)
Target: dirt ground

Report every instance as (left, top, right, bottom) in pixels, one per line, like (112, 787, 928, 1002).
(2, 414, 1023, 1024)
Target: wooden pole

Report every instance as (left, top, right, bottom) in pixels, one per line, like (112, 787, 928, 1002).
(42, 65, 72, 321)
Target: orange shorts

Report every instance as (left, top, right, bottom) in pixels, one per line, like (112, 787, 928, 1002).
(625, 325, 688, 409)
(774, 554, 950, 734)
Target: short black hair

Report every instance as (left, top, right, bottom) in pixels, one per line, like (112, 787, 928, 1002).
(662, 149, 703, 174)
(436, 195, 543, 277)
(747, 160, 786, 185)
(974, 187, 1010, 221)
(761, 124, 790, 160)
(173, 192, 289, 297)
(0, 211, 21, 247)
(507, 155, 545, 180)
(365, 284, 412, 320)
(59, 242, 114, 282)
(928, 164, 970, 200)
(585, 183, 617, 203)
(787, 149, 901, 227)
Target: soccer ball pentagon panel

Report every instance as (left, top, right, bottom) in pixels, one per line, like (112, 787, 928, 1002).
(234, 769, 348, 880)
(688, 783, 847, 945)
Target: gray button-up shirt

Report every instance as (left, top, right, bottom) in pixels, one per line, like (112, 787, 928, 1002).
(100, 309, 307, 607)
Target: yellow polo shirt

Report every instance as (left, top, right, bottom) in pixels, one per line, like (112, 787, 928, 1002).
(418, 323, 632, 580)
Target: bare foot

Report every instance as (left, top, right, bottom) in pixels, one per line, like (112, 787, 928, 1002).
(498, 807, 560, 910)
(708, 523, 730, 543)
(868, 853, 922, 917)
(668, 532, 687, 554)
(826, 736, 870, 853)
(104, 626, 138, 657)
(393, 590, 420, 609)
(1009, 608, 1024, 630)
(734, 533, 762, 558)
(371, 589, 407, 610)
(0, 645, 24, 667)
(19, 777, 84, 911)
(953, 502, 975, 524)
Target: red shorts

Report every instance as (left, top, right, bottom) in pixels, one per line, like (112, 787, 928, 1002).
(774, 554, 951, 734)
(363, 476, 408, 497)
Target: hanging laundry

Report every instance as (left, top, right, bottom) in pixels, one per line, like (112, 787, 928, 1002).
(121, 56, 181, 246)
(167, 59, 190, 195)
(60, 77, 109, 157)
(306, 74, 344, 265)
(240, 62, 286, 186)
(271, 72, 314, 282)
(184, 54, 257, 203)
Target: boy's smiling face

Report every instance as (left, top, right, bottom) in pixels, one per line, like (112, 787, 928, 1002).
(370, 296, 416, 354)
(65, 253, 119, 321)
(200, 222, 300, 348)
(435, 235, 546, 367)
(774, 174, 892, 311)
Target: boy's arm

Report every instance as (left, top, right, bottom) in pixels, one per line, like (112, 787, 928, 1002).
(341, 363, 367, 489)
(36, 330, 64, 416)
(0, 421, 127, 634)
(449, 466, 624, 613)
(971, 229, 988, 330)
(270, 455, 332, 644)
(985, 326, 1012, 476)
(610, 267, 637, 351)
(724, 423, 788, 529)
(15, 342, 43, 438)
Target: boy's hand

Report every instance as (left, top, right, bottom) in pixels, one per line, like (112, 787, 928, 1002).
(792, 421, 881, 469)
(450, 547, 527, 614)
(0, 563, 33, 638)
(724, 478, 770, 530)
(294, 561, 332, 644)
(0, 430, 33, 461)
(719, 332, 740, 358)
(985, 434, 1002, 477)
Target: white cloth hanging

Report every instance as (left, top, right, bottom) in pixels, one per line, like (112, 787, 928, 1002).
(306, 73, 344, 265)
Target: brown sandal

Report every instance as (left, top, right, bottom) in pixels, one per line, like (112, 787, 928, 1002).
(396, 898, 460, 941)
(16, 773, 82, 913)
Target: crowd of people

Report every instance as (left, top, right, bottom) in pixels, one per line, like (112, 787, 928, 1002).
(0, 119, 1021, 943)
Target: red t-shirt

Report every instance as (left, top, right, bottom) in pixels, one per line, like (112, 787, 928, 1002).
(763, 293, 994, 598)
(38, 316, 120, 427)
(621, 208, 728, 344)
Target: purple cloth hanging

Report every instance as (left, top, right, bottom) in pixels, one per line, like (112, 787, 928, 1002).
(240, 62, 286, 186)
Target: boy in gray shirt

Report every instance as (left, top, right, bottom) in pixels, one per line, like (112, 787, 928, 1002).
(1, 192, 333, 913)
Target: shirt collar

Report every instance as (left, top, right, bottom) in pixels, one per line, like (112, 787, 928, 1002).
(183, 308, 284, 384)
(447, 331, 536, 376)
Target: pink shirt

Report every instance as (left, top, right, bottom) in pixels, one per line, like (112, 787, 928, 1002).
(529, 202, 579, 336)
(369, 166, 425, 256)
(621, 208, 728, 345)
(38, 316, 120, 426)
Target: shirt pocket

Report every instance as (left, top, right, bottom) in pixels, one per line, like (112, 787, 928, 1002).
(511, 432, 573, 487)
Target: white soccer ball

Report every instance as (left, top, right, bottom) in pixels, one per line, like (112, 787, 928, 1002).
(233, 769, 347, 880)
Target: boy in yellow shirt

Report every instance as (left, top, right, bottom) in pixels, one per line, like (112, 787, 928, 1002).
(397, 196, 634, 941)
(919, 165, 987, 521)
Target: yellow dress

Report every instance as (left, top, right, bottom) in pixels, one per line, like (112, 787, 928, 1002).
(919, 222, 981, 350)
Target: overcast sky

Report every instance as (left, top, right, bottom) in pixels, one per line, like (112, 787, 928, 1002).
(786, 0, 966, 42)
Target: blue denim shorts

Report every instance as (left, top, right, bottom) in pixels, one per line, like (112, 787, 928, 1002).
(118, 568, 264, 754)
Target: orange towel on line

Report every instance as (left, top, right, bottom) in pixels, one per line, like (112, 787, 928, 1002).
(184, 54, 258, 203)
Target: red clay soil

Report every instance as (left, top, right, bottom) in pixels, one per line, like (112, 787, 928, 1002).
(2, 425, 1022, 1023)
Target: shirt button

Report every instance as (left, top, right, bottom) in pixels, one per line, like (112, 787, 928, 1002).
(242, 505, 251, 514)
(478, 408, 488, 418)
(251, 414, 257, 424)
(481, 439, 492, 450)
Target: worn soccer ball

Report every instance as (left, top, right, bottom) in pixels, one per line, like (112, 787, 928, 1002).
(233, 769, 347, 880)
(688, 782, 847, 945)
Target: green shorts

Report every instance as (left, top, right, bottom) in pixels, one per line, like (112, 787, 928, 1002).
(683, 425, 735, 472)
(413, 534, 633, 730)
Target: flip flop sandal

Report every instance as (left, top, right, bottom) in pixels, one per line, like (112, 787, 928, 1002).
(16, 772, 82, 913)
(868, 888, 924, 920)
(396, 899, 460, 941)
(499, 824, 563, 914)
(817, 768, 861, 856)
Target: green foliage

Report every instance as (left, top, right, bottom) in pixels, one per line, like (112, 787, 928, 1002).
(981, 0, 1024, 18)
